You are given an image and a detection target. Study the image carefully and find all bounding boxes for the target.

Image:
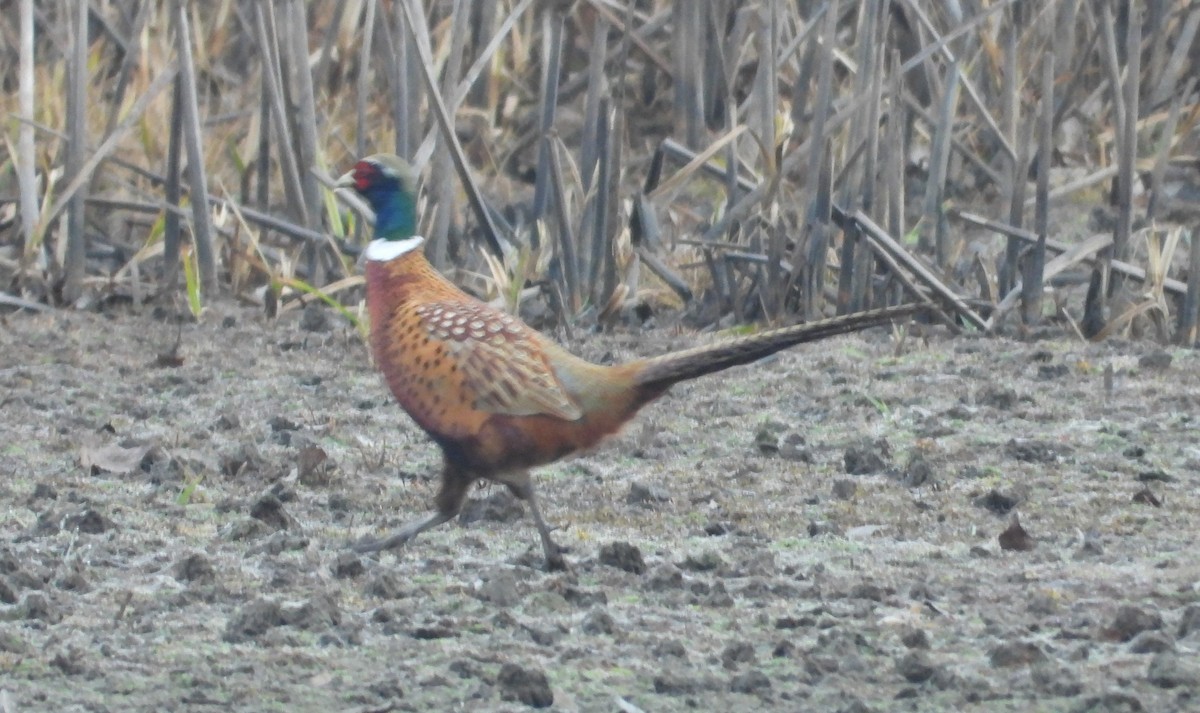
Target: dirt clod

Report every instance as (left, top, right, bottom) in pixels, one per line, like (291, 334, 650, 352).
(300, 304, 331, 333)
(1037, 364, 1070, 380)
(653, 639, 688, 660)
(895, 651, 936, 683)
(365, 570, 407, 600)
(0, 579, 16, 605)
(411, 623, 455, 640)
(496, 662, 553, 708)
(1032, 660, 1084, 696)
(1105, 605, 1164, 642)
(831, 478, 857, 500)
(772, 614, 809, 631)
(1072, 692, 1146, 713)
(249, 494, 292, 530)
(653, 669, 713, 695)
(15, 592, 58, 623)
(844, 438, 891, 475)
(223, 598, 285, 643)
(332, 552, 365, 579)
(251, 532, 308, 556)
(998, 515, 1036, 551)
(1005, 439, 1065, 463)
(978, 385, 1018, 409)
(64, 508, 114, 534)
(721, 641, 756, 669)
(754, 420, 787, 455)
(598, 541, 646, 574)
(581, 608, 616, 635)
(1146, 651, 1200, 688)
(269, 415, 300, 433)
(901, 627, 930, 649)
(1127, 631, 1174, 654)
(220, 441, 265, 477)
(644, 563, 683, 591)
(30, 483, 58, 501)
(560, 585, 608, 608)
(704, 521, 733, 536)
(901, 454, 936, 487)
(808, 520, 844, 537)
(1132, 486, 1162, 507)
(778, 432, 811, 462)
(729, 669, 772, 695)
(174, 553, 216, 584)
(282, 593, 341, 630)
(297, 445, 332, 486)
(473, 570, 522, 607)
(50, 648, 86, 676)
(989, 639, 1047, 667)
(1133, 468, 1173, 484)
(626, 481, 671, 507)
(1137, 351, 1172, 371)
(976, 489, 1020, 515)
(1178, 605, 1200, 638)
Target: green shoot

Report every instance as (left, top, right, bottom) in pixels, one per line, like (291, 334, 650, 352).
(182, 244, 204, 319)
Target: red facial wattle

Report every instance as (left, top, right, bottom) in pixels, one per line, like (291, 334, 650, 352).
(354, 160, 378, 192)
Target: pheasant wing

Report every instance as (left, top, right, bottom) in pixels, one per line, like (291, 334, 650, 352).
(454, 336, 584, 420)
(417, 301, 583, 420)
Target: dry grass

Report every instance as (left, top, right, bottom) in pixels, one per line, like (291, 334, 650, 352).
(0, 0, 1198, 341)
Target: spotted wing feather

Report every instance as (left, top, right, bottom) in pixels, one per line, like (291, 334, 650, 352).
(415, 301, 583, 421)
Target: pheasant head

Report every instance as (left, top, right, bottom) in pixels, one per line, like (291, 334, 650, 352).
(337, 154, 419, 243)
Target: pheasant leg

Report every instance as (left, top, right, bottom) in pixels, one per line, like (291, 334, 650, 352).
(352, 510, 454, 552)
(506, 478, 566, 571)
(353, 462, 470, 554)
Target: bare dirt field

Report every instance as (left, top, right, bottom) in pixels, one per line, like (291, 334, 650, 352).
(2, 303, 1199, 712)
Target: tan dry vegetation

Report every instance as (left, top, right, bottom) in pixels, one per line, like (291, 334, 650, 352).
(0, 1, 1195, 337)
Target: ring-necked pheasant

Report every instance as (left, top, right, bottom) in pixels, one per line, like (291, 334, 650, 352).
(338, 153, 923, 570)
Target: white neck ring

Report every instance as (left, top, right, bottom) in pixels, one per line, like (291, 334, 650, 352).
(365, 236, 425, 262)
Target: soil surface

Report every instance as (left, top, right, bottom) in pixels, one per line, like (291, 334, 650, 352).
(2, 303, 1199, 712)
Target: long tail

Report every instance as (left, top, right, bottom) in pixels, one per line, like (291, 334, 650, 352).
(631, 303, 925, 391)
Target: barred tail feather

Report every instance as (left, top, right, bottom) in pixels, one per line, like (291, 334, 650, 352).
(632, 304, 923, 391)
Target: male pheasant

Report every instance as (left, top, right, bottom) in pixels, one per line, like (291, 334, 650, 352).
(338, 153, 923, 570)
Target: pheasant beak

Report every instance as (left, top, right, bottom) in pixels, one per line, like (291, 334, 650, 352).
(335, 169, 357, 190)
